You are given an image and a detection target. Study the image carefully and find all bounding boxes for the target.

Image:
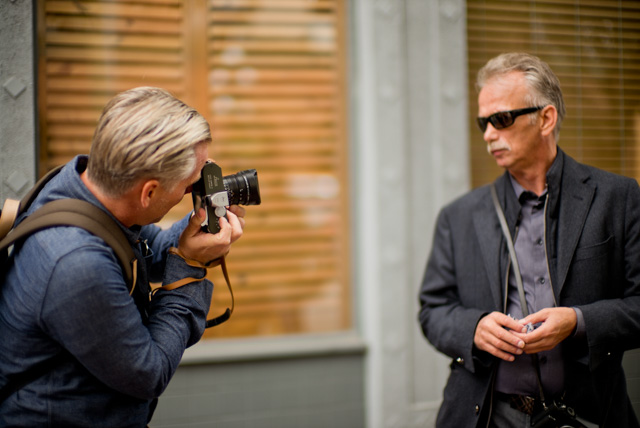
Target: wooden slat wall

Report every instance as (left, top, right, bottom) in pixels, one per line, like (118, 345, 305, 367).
(39, 0, 187, 171)
(203, 0, 350, 338)
(467, 0, 640, 187)
(38, 0, 350, 339)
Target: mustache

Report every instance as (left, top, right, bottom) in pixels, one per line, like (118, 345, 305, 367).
(487, 141, 511, 155)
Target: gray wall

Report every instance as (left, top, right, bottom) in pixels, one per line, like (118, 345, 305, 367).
(351, 0, 469, 426)
(153, 352, 365, 428)
(0, 0, 37, 203)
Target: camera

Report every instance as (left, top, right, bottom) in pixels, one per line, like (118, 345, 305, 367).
(192, 161, 261, 233)
(531, 401, 587, 428)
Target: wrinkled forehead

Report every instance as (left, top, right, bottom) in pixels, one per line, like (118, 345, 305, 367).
(478, 72, 529, 116)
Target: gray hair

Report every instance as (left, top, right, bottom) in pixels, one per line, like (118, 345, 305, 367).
(87, 87, 211, 197)
(476, 53, 566, 140)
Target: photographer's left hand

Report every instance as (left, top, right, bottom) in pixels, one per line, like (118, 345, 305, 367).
(515, 307, 577, 353)
(177, 205, 245, 264)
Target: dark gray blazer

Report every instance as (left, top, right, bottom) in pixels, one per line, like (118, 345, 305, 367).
(419, 149, 640, 427)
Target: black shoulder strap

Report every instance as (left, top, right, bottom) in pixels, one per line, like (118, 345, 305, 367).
(0, 199, 137, 293)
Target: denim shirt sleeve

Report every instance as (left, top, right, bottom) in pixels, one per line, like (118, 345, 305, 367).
(140, 214, 190, 283)
(41, 227, 213, 401)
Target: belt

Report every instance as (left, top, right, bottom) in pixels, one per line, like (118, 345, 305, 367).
(495, 392, 538, 416)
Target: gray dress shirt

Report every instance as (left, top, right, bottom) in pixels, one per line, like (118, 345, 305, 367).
(494, 175, 565, 398)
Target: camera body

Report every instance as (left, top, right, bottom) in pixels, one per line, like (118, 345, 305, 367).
(192, 161, 261, 233)
(531, 401, 586, 428)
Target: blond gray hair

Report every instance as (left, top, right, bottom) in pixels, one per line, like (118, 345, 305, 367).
(87, 87, 211, 197)
(476, 53, 566, 140)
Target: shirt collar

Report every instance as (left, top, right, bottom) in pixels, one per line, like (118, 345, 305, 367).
(46, 155, 142, 243)
(508, 149, 563, 202)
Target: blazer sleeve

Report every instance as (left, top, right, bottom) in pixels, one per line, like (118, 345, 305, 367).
(418, 206, 489, 373)
(578, 178, 640, 371)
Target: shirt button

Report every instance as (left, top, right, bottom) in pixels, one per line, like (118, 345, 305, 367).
(537, 238, 543, 245)
(540, 278, 546, 284)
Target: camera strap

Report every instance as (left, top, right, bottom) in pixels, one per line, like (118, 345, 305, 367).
(490, 183, 549, 408)
(160, 248, 234, 328)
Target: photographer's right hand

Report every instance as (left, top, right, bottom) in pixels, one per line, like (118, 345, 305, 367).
(473, 312, 527, 362)
(177, 207, 244, 264)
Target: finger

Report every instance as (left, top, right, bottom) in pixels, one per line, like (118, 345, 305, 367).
(494, 329, 526, 354)
(502, 317, 528, 334)
(491, 347, 520, 362)
(184, 208, 206, 236)
(475, 315, 525, 358)
(485, 312, 527, 334)
(226, 207, 246, 230)
(228, 205, 246, 218)
(225, 211, 244, 242)
(225, 209, 244, 231)
(216, 215, 232, 239)
(476, 331, 523, 361)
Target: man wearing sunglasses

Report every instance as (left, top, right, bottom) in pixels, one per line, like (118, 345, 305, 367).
(419, 53, 640, 427)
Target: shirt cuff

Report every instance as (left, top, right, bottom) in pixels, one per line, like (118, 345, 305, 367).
(572, 307, 586, 338)
(162, 251, 207, 286)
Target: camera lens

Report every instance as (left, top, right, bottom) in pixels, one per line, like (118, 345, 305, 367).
(223, 169, 261, 206)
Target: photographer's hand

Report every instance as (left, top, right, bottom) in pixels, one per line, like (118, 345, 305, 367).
(515, 307, 577, 353)
(177, 207, 245, 264)
(227, 205, 246, 240)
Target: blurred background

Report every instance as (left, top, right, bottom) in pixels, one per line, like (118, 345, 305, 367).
(2, 0, 639, 427)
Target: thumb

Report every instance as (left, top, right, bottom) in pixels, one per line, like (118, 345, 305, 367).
(520, 309, 548, 327)
(185, 208, 206, 235)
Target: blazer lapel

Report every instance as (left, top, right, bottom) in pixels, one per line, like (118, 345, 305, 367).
(554, 156, 595, 299)
(474, 181, 508, 311)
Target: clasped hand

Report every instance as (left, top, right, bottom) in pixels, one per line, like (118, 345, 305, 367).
(473, 308, 577, 361)
(177, 205, 246, 264)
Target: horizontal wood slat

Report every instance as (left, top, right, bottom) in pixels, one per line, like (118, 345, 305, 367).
(46, 47, 183, 64)
(210, 24, 335, 39)
(46, 1, 182, 20)
(46, 15, 183, 35)
(210, 0, 337, 10)
(468, 2, 640, 19)
(206, 10, 335, 24)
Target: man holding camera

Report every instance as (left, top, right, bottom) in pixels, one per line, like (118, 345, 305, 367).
(0, 87, 245, 426)
(418, 53, 640, 427)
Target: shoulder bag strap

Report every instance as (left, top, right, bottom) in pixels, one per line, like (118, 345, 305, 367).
(0, 165, 65, 241)
(490, 183, 548, 406)
(0, 199, 137, 293)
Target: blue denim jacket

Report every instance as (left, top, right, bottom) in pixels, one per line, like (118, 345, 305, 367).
(0, 156, 213, 427)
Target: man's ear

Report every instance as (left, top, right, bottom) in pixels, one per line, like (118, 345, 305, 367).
(140, 179, 160, 208)
(539, 105, 558, 137)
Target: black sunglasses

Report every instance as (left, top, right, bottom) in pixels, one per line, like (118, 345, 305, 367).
(476, 106, 545, 132)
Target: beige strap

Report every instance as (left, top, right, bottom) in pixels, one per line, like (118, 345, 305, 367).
(0, 199, 20, 240)
(154, 275, 206, 293)
(167, 247, 223, 269)
(130, 258, 138, 296)
(155, 249, 235, 328)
